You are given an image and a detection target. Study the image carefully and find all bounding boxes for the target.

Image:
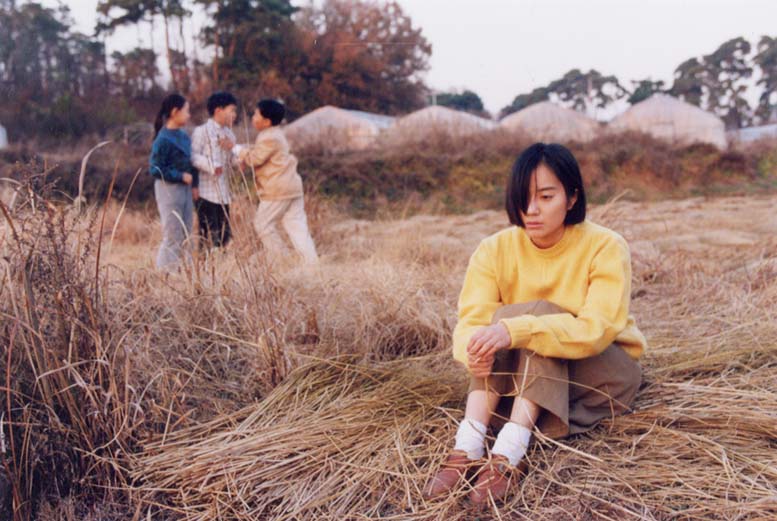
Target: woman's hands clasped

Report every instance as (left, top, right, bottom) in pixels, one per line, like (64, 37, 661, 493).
(466, 323, 512, 378)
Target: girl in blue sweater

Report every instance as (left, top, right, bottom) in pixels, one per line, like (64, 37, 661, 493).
(149, 93, 199, 270)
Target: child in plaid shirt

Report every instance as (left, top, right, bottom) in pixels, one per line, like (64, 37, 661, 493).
(191, 92, 239, 248)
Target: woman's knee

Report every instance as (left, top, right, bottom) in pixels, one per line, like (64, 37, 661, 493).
(491, 300, 567, 323)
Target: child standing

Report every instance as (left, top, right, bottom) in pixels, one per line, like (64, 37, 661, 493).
(149, 93, 198, 270)
(191, 91, 239, 249)
(234, 99, 318, 264)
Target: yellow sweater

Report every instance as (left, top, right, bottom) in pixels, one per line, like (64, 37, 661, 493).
(452, 221, 647, 368)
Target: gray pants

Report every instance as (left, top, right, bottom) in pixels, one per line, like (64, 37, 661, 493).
(154, 179, 193, 270)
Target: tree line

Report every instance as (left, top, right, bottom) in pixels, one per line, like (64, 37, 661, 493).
(498, 36, 777, 129)
(1, 0, 775, 143)
(0, 0, 432, 141)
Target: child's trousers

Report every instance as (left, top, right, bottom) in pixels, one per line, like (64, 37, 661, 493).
(468, 300, 642, 438)
(253, 196, 318, 264)
(196, 198, 231, 249)
(154, 179, 193, 270)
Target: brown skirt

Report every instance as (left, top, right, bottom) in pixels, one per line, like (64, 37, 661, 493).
(468, 300, 642, 439)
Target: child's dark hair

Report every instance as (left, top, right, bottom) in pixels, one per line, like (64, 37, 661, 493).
(207, 91, 238, 116)
(506, 142, 587, 227)
(154, 93, 187, 138)
(257, 99, 285, 126)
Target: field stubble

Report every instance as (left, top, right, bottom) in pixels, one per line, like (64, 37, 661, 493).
(1, 176, 776, 519)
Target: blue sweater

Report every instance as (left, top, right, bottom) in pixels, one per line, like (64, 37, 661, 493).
(149, 128, 199, 187)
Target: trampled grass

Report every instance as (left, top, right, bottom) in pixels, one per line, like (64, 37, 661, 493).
(1, 171, 776, 519)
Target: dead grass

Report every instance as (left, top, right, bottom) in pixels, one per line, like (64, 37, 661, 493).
(1, 167, 777, 519)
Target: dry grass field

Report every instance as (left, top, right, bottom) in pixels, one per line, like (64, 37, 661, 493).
(1, 177, 776, 519)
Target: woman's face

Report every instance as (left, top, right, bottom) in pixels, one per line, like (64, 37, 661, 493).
(170, 102, 191, 127)
(519, 163, 577, 248)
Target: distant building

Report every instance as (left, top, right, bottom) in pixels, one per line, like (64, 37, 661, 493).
(608, 94, 727, 149)
(381, 105, 496, 145)
(727, 123, 777, 144)
(500, 101, 601, 143)
(283, 106, 395, 152)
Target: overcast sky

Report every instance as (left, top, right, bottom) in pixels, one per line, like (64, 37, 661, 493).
(54, 0, 777, 116)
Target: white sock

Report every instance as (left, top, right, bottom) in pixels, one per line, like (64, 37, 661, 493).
(491, 422, 533, 466)
(453, 418, 487, 460)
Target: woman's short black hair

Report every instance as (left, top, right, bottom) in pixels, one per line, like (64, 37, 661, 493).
(505, 142, 587, 227)
(257, 99, 285, 126)
(207, 91, 238, 116)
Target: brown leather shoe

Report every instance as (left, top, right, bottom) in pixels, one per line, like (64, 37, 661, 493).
(468, 455, 526, 506)
(423, 450, 480, 499)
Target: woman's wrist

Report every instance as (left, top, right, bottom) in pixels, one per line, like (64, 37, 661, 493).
(499, 316, 532, 349)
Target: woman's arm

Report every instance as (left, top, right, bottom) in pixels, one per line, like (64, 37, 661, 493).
(500, 236, 632, 360)
(452, 240, 503, 368)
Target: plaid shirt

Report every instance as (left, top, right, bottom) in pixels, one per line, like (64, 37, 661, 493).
(191, 119, 238, 205)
